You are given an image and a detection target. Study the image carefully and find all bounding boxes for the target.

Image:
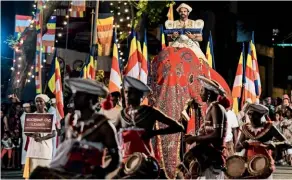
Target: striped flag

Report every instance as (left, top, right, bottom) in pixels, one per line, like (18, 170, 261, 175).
(242, 42, 257, 104)
(15, 15, 32, 34)
(82, 65, 87, 79)
(48, 49, 64, 123)
(42, 16, 56, 53)
(232, 43, 244, 114)
(137, 33, 143, 70)
(161, 26, 166, 49)
(96, 13, 114, 56)
(70, 0, 86, 18)
(35, 0, 45, 94)
(124, 31, 139, 78)
(109, 33, 122, 93)
(250, 32, 261, 99)
(167, 3, 174, 21)
(205, 31, 215, 69)
(140, 29, 148, 85)
(86, 47, 96, 80)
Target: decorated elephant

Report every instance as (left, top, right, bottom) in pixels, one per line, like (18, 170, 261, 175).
(149, 46, 231, 179)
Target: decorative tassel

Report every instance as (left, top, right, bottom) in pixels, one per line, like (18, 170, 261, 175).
(102, 94, 113, 110)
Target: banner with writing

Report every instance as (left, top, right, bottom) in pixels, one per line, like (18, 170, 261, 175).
(24, 113, 54, 133)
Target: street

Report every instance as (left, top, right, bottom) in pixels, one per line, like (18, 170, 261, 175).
(1, 166, 292, 179)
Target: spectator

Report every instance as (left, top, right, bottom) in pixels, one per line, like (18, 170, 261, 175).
(265, 97, 275, 120)
(20, 103, 31, 168)
(11, 129, 21, 169)
(1, 131, 14, 169)
(218, 96, 239, 157)
(280, 106, 292, 165)
(23, 94, 56, 177)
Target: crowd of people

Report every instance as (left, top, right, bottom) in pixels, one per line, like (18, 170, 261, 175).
(1, 74, 291, 179)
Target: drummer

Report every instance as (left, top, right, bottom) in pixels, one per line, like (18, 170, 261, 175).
(235, 103, 289, 179)
(184, 76, 228, 179)
(114, 76, 184, 177)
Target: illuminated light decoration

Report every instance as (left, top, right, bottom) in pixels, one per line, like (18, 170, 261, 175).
(43, 5, 46, 9)
(117, 25, 120, 28)
(122, 59, 125, 62)
(20, 39, 24, 44)
(8, 79, 10, 81)
(127, 16, 130, 20)
(55, 40, 58, 43)
(17, 72, 20, 75)
(18, 65, 21, 68)
(119, 32, 122, 35)
(32, 75, 35, 78)
(118, 7, 120, 9)
(110, 2, 113, 5)
(116, 39, 119, 42)
(66, 15, 69, 18)
(18, 57, 22, 60)
(51, 16, 54, 20)
(43, 59, 46, 63)
(272, 38, 274, 41)
(33, 4, 36, 8)
(124, 2, 127, 5)
(63, 21, 67, 25)
(120, 18, 123, 22)
(30, 25, 33, 28)
(119, 57, 122, 60)
(127, 24, 131, 27)
(110, 10, 113, 13)
(113, 24, 115, 28)
(117, 12, 121, 15)
(58, 33, 62, 37)
(69, 8, 72, 12)
(31, 66, 34, 69)
(17, 80, 20, 83)
(119, 50, 121, 52)
(120, 52, 124, 55)
(70, 2, 73, 5)
(129, 31, 131, 34)
(274, 43, 292, 47)
(11, 67, 15, 71)
(41, 65, 43, 68)
(52, 47, 55, 50)
(28, 72, 32, 76)
(13, 60, 16, 63)
(54, 9, 56, 12)
(125, 9, 129, 13)
(27, 79, 30, 82)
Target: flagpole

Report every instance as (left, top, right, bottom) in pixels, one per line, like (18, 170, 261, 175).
(90, 9, 95, 47)
(92, 0, 99, 47)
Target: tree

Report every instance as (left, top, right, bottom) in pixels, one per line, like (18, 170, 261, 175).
(7, 1, 62, 97)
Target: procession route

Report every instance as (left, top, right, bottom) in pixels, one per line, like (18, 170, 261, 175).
(1, 166, 292, 179)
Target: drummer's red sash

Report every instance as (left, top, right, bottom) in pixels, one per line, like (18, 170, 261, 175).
(119, 129, 153, 162)
(242, 122, 273, 140)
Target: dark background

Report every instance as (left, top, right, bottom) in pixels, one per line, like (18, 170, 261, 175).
(1, 1, 292, 101)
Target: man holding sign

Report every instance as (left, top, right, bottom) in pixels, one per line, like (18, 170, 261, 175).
(23, 94, 56, 178)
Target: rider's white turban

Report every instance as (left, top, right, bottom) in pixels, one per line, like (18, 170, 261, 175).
(176, 3, 192, 13)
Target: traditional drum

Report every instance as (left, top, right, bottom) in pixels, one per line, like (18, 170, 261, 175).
(247, 154, 272, 178)
(178, 145, 208, 179)
(224, 155, 246, 179)
(124, 152, 160, 178)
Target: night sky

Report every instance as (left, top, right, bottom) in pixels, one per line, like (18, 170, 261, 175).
(1, 1, 291, 101)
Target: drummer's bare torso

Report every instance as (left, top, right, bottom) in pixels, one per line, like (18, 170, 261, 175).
(116, 105, 159, 131)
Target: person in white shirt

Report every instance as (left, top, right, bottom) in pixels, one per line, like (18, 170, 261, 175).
(218, 96, 239, 157)
(23, 94, 56, 178)
(20, 103, 31, 168)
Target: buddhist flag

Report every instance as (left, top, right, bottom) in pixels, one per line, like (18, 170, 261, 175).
(70, 0, 86, 18)
(242, 41, 257, 105)
(140, 29, 148, 85)
(161, 25, 166, 49)
(206, 31, 215, 69)
(96, 13, 114, 56)
(48, 49, 64, 123)
(109, 33, 122, 93)
(15, 15, 32, 34)
(42, 16, 56, 53)
(124, 31, 139, 78)
(232, 43, 244, 114)
(167, 3, 174, 21)
(86, 47, 96, 80)
(250, 32, 261, 99)
(137, 33, 143, 70)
